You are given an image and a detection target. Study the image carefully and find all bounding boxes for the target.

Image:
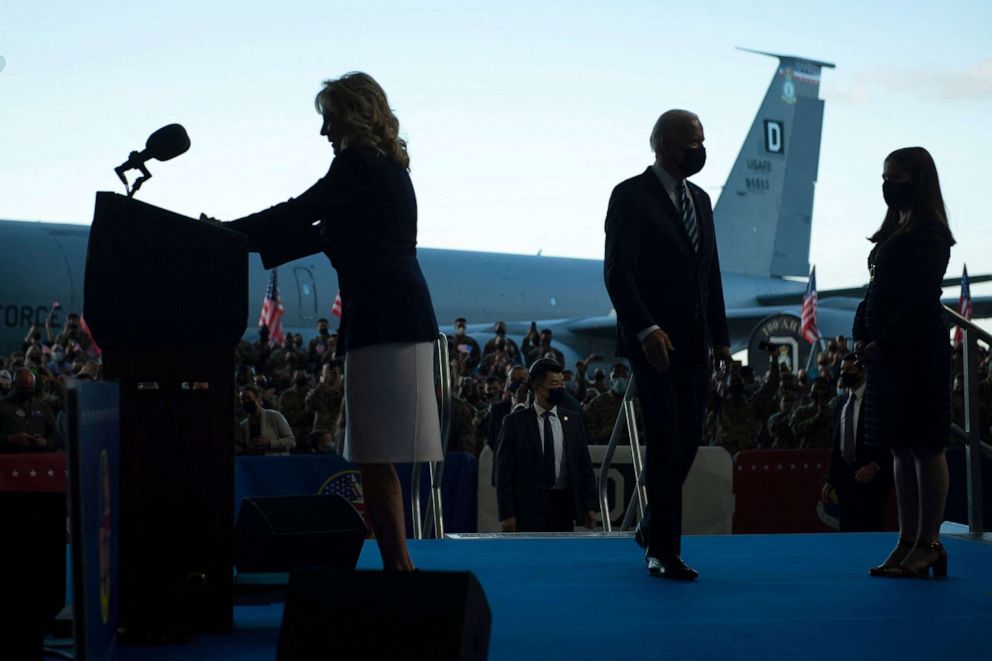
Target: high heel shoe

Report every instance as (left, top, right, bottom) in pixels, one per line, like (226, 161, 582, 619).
(883, 541, 948, 579)
(868, 538, 915, 577)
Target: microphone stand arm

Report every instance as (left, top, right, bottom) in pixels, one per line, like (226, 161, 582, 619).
(114, 151, 153, 198)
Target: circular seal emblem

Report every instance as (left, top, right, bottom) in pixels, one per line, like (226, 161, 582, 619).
(319, 469, 371, 534)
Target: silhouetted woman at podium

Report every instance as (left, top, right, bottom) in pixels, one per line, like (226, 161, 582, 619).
(222, 73, 442, 571)
(854, 147, 954, 578)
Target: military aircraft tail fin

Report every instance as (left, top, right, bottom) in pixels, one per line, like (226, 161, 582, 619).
(713, 48, 835, 278)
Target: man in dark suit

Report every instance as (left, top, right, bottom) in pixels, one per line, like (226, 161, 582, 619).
(495, 359, 598, 532)
(821, 354, 893, 531)
(604, 109, 731, 580)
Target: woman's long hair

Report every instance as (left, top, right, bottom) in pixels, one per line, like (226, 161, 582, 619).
(870, 146, 955, 245)
(315, 72, 409, 169)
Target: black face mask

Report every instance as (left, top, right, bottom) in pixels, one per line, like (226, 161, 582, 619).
(840, 372, 861, 388)
(883, 180, 914, 210)
(319, 328, 329, 336)
(14, 390, 35, 403)
(680, 146, 706, 178)
(508, 380, 526, 393)
(295, 377, 309, 387)
(729, 383, 745, 398)
(546, 388, 566, 407)
(242, 400, 258, 414)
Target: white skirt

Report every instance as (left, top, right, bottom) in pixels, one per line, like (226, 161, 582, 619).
(343, 341, 443, 464)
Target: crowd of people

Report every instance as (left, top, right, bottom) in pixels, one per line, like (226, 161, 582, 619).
(0, 314, 101, 453)
(3, 313, 991, 465)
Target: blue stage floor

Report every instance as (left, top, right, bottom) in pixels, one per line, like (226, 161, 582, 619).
(109, 532, 992, 660)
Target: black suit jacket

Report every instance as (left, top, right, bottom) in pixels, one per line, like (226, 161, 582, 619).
(604, 167, 729, 361)
(226, 147, 438, 356)
(826, 391, 892, 486)
(495, 405, 598, 531)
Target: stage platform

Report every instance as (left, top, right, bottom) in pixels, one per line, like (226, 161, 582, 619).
(75, 530, 990, 660)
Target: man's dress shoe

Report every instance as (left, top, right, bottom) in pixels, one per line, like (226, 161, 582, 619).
(647, 556, 699, 581)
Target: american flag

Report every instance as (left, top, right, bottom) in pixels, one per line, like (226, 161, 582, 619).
(259, 269, 285, 347)
(954, 265, 972, 347)
(800, 266, 821, 345)
(79, 314, 102, 357)
(331, 289, 343, 319)
(320, 469, 371, 535)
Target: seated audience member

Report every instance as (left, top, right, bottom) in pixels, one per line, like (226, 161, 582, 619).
(46, 344, 71, 377)
(709, 363, 761, 456)
(495, 359, 597, 532)
(520, 322, 540, 359)
(54, 312, 93, 353)
(306, 364, 344, 434)
(278, 369, 314, 448)
(0, 368, 57, 453)
(236, 340, 259, 372)
(480, 336, 514, 377)
(585, 364, 642, 445)
(571, 353, 604, 402)
(821, 355, 893, 531)
(811, 352, 831, 382)
(238, 385, 295, 455)
(767, 390, 801, 449)
(450, 392, 482, 455)
(0, 370, 11, 397)
(582, 389, 600, 408)
(483, 376, 504, 404)
(483, 321, 522, 365)
(311, 429, 337, 455)
(450, 318, 482, 370)
(254, 324, 273, 369)
(790, 377, 834, 449)
(487, 366, 531, 453)
(307, 318, 335, 366)
(525, 329, 566, 366)
(588, 368, 609, 396)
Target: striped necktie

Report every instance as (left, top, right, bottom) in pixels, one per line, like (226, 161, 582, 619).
(678, 181, 700, 253)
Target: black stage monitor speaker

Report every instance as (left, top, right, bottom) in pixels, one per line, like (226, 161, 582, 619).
(234, 495, 367, 573)
(278, 569, 491, 661)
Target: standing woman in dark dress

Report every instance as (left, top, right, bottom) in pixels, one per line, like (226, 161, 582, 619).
(854, 147, 954, 578)
(222, 73, 442, 571)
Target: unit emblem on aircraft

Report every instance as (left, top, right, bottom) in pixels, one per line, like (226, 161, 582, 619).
(781, 67, 797, 104)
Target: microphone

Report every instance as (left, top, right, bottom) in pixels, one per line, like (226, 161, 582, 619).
(114, 124, 191, 197)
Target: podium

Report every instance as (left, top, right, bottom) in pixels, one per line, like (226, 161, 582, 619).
(84, 192, 248, 635)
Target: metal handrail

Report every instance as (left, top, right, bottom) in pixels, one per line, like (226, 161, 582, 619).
(943, 305, 988, 534)
(411, 333, 452, 540)
(424, 334, 452, 539)
(597, 377, 647, 532)
(944, 305, 992, 345)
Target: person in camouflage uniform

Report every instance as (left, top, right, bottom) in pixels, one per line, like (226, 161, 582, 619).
(585, 364, 642, 445)
(790, 377, 834, 449)
(709, 365, 761, 456)
(768, 390, 800, 449)
(278, 369, 314, 446)
(306, 364, 344, 434)
(449, 394, 481, 455)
